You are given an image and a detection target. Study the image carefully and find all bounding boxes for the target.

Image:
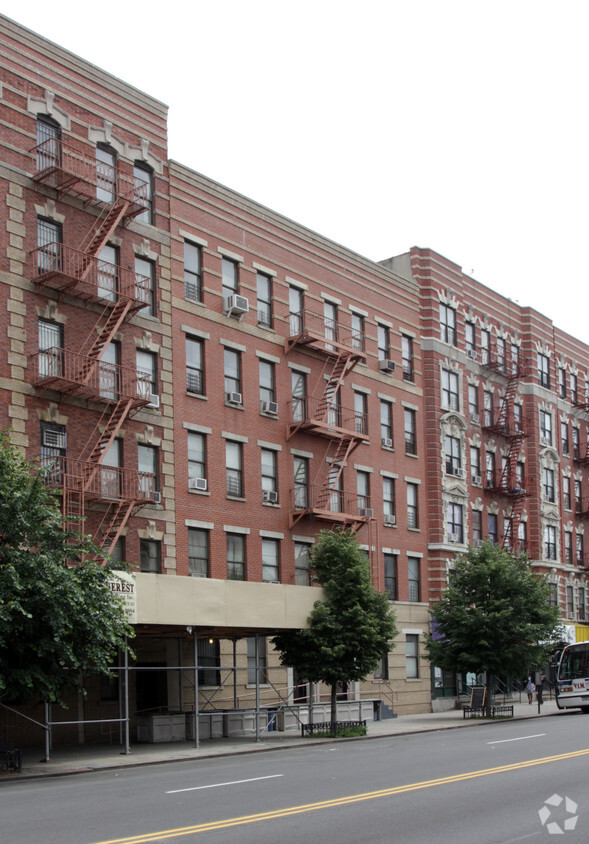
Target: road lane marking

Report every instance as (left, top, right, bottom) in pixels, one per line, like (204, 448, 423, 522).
(91, 747, 589, 844)
(166, 774, 284, 794)
(487, 733, 546, 745)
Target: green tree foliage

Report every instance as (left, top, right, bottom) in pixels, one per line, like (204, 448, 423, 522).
(426, 541, 562, 713)
(0, 433, 134, 706)
(272, 529, 397, 723)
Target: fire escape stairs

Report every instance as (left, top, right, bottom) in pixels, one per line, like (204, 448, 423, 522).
(77, 199, 131, 279)
(314, 436, 360, 512)
(316, 353, 357, 422)
(96, 500, 137, 557)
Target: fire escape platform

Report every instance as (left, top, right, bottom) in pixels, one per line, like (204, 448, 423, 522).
(42, 457, 156, 505)
(285, 309, 366, 360)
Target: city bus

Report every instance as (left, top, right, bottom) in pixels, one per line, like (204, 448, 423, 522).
(555, 640, 589, 712)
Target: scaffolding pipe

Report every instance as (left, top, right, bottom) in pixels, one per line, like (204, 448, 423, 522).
(193, 629, 199, 749)
(233, 639, 238, 709)
(255, 634, 260, 742)
(123, 639, 130, 754)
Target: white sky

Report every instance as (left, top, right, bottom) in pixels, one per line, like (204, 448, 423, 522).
(5, 1, 589, 343)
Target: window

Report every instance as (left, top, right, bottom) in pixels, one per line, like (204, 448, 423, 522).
(380, 400, 393, 447)
(291, 370, 307, 423)
(136, 350, 157, 400)
(226, 440, 243, 497)
(96, 144, 116, 203)
(40, 421, 66, 484)
(542, 468, 555, 502)
(262, 538, 279, 582)
(575, 479, 582, 511)
(187, 432, 206, 485)
(136, 257, 155, 316)
(256, 272, 272, 327)
(406, 634, 419, 679)
(446, 503, 463, 542)
(407, 483, 419, 529)
(227, 533, 245, 580)
(327, 388, 341, 428)
(294, 542, 311, 585)
(544, 525, 557, 560)
(140, 539, 160, 573)
(563, 475, 571, 510)
(472, 510, 482, 544)
(224, 348, 241, 398)
(101, 438, 121, 498)
(329, 469, 343, 513)
(354, 391, 367, 435)
(540, 411, 552, 446)
(564, 531, 573, 564)
(351, 313, 365, 352)
(188, 528, 209, 577)
(261, 448, 277, 497)
(383, 477, 395, 523)
(404, 408, 417, 455)
(558, 368, 566, 399)
(465, 323, 475, 355)
(384, 553, 397, 600)
(36, 115, 61, 170)
(441, 370, 459, 411)
(510, 344, 519, 374)
(198, 639, 221, 687)
(577, 533, 584, 566)
(222, 257, 238, 304)
(38, 318, 63, 378)
(294, 456, 309, 509)
(485, 451, 495, 488)
(573, 427, 581, 460)
(571, 373, 578, 405)
(408, 558, 420, 602)
(439, 303, 456, 345)
(97, 244, 118, 301)
(323, 301, 337, 348)
(133, 162, 153, 223)
(488, 513, 498, 544)
(37, 217, 62, 275)
(184, 241, 202, 302)
(538, 353, 550, 388)
(356, 470, 370, 514)
(561, 422, 570, 456)
(186, 337, 204, 395)
(138, 444, 158, 497)
(374, 656, 389, 681)
(259, 360, 276, 411)
(480, 329, 490, 365)
(470, 446, 481, 483)
(377, 324, 390, 361)
(549, 583, 559, 608)
(483, 390, 493, 427)
(513, 403, 523, 433)
(579, 588, 586, 621)
(496, 337, 505, 369)
(247, 637, 268, 684)
(468, 385, 479, 423)
(401, 335, 414, 381)
(289, 286, 303, 335)
(445, 436, 462, 476)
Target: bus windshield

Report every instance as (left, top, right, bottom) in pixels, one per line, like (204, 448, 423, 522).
(559, 644, 589, 681)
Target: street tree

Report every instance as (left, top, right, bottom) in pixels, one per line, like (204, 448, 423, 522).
(426, 541, 562, 715)
(0, 432, 134, 707)
(272, 528, 397, 724)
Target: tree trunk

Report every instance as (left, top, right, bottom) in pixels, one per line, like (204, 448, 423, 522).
(330, 683, 337, 727)
(485, 672, 494, 718)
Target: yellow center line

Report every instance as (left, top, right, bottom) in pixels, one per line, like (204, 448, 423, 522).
(91, 747, 589, 844)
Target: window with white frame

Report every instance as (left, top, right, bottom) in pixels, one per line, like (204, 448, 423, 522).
(564, 531, 573, 564)
(289, 286, 303, 335)
(446, 503, 463, 542)
(293, 456, 309, 509)
(404, 408, 417, 455)
(186, 336, 204, 395)
(136, 256, 155, 315)
(439, 303, 456, 345)
(247, 637, 268, 684)
(136, 350, 157, 399)
(384, 553, 397, 600)
(402, 335, 414, 381)
(537, 353, 550, 388)
(576, 533, 584, 566)
(470, 446, 481, 483)
(408, 558, 421, 602)
(480, 329, 490, 364)
(356, 470, 370, 514)
(261, 448, 277, 497)
(383, 477, 395, 523)
(188, 528, 209, 577)
(187, 432, 206, 486)
(488, 513, 498, 544)
(294, 542, 311, 585)
(563, 475, 571, 510)
(227, 533, 245, 580)
(262, 538, 280, 582)
(256, 272, 272, 327)
(540, 411, 552, 445)
(380, 400, 393, 447)
(291, 370, 307, 422)
(571, 373, 578, 405)
(224, 348, 241, 398)
(377, 324, 390, 361)
(406, 634, 419, 679)
(222, 257, 238, 301)
(184, 240, 202, 302)
(354, 391, 367, 435)
(468, 385, 479, 422)
(351, 312, 365, 352)
(543, 468, 556, 505)
(472, 509, 482, 544)
(465, 323, 475, 355)
(140, 539, 160, 573)
(407, 483, 419, 529)
(558, 367, 566, 399)
(544, 525, 557, 560)
(445, 436, 462, 476)
(259, 360, 276, 411)
(441, 370, 459, 411)
(226, 440, 243, 497)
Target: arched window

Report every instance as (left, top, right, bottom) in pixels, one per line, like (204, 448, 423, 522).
(96, 143, 117, 202)
(133, 161, 153, 223)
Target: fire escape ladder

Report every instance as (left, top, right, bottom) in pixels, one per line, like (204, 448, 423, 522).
(77, 199, 131, 277)
(78, 398, 135, 492)
(63, 485, 84, 532)
(316, 353, 356, 422)
(96, 500, 136, 556)
(502, 493, 526, 552)
(498, 434, 526, 491)
(497, 371, 520, 431)
(314, 436, 358, 511)
(77, 299, 134, 385)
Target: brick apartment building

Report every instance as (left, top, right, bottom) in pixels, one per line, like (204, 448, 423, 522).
(1, 16, 588, 745)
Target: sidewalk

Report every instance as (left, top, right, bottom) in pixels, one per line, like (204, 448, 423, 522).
(3, 698, 561, 781)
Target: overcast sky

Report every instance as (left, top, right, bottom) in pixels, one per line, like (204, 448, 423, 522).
(5, 1, 589, 343)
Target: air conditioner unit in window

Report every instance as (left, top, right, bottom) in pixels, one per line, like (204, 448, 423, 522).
(226, 392, 242, 405)
(189, 477, 207, 491)
(473, 538, 483, 547)
(152, 492, 162, 504)
(42, 429, 66, 449)
(263, 490, 278, 504)
(470, 412, 480, 424)
(453, 468, 465, 478)
(361, 508, 374, 518)
(262, 401, 279, 415)
(468, 350, 478, 360)
(384, 514, 396, 527)
(379, 359, 396, 373)
(148, 394, 160, 409)
(473, 475, 482, 485)
(190, 572, 208, 578)
(448, 532, 460, 543)
(224, 294, 249, 316)
(381, 437, 393, 448)
(540, 436, 551, 447)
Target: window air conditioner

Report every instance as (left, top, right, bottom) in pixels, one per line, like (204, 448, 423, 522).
(262, 401, 279, 415)
(148, 394, 160, 409)
(470, 412, 480, 424)
(448, 532, 460, 543)
(42, 429, 66, 449)
(224, 294, 249, 316)
(152, 492, 162, 504)
(382, 437, 393, 448)
(263, 490, 278, 504)
(188, 477, 207, 491)
(190, 572, 208, 578)
(361, 508, 374, 518)
(226, 392, 242, 405)
(379, 359, 396, 373)
(468, 350, 478, 360)
(473, 475, 482, 485)
(384, 515, 396, 527)
(540, 436, 550, 447)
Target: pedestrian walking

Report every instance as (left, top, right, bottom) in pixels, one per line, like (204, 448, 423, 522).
(525, 676, 535, 704)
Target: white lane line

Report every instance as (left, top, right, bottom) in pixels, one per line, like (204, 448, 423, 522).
(166, 774, 284, 794)
(487, 733, 546, 745)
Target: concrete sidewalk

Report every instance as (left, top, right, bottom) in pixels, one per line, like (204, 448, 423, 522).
(2, 698, 562, 781)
